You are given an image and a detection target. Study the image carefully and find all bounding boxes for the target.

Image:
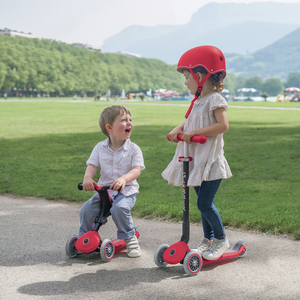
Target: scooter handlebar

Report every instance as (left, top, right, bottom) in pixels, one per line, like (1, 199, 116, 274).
(167, 134, 207, 144)
(78, 183, 110, 191)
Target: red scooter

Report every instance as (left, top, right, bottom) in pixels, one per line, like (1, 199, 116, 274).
(65, 183, 140, 262)
(154, 134, 246, 276)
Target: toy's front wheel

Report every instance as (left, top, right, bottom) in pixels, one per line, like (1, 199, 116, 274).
(183, 250, 202, 276)
(100, 239, 115, 262)
(65, 235, 79, 258)
(154, 244, 170, 268)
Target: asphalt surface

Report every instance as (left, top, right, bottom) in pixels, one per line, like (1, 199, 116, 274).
(1, 194, 300, 300)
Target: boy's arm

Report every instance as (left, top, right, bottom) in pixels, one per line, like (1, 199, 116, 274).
(110, 166, 142, 193)
(82, 164, 99, 191)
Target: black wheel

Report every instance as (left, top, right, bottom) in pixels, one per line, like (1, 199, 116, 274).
(183, 250, 202, 276)
(238, 249, 246, 258)
(65, 235, 78, 258)
(154, 244, 169, 268)
(100, 239, 115, 262)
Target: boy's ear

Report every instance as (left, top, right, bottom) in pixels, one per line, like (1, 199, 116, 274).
(105, 123, 113, 133)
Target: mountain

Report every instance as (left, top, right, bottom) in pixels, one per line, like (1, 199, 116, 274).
(227, 26, 300, 80)
(102, 2, 300, 65)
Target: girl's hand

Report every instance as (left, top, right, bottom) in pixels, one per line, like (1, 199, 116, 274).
(168, 127, 184, 142)
(181, 131, 195, 144)
(110, 177, 126, 193)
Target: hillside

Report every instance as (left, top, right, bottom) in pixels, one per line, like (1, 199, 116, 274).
(227, 26, 300, 80)
(0, 35, 186, 95)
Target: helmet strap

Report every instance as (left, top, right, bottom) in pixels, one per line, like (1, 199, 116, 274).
(185, 72, 211, 119)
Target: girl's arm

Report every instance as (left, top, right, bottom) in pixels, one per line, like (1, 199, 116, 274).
(82, 164, 99, 191)
(110, 166, 142, 193)
(181, 107, 229, 143)
(168, 121, 185, 142)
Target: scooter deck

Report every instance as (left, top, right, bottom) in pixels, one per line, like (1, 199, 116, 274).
(202, 239, 246, 264)
(111, 231, 140, 253)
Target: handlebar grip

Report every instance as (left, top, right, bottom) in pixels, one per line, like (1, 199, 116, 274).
(78, 183, 120, 192)
(167, 134, 207, 144)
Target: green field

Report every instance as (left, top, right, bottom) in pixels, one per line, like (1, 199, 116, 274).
(1, 99, 300, 239)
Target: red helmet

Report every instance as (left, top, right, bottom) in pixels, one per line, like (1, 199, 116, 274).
(177, 45, 226, 118)
(177, 45, 226, 79)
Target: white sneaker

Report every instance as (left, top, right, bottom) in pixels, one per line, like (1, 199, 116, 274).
(202, 238, 229, 260)
(125, 235, 141, 258)
(194, 238, 212, 256)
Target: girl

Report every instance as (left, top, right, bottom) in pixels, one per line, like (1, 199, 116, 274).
(162, 45, 232, 260)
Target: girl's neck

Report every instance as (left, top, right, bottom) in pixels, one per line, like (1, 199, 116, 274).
(199, 83, 215, 98)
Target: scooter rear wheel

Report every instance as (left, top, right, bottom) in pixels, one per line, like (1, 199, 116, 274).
(65, 235, 79, 258)
(183, 250, 202, 276)
(100, 239, 115, 262)
(154, 244, 170, 268)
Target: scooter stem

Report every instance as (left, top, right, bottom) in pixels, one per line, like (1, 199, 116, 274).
(181, 141, 190, 244)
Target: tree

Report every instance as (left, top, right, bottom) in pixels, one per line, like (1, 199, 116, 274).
(262, 78, 285, 96)
(244, 76, 263, 91)
(285, 72, 300, 88)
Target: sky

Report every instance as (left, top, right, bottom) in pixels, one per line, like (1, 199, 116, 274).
(1, 0, 300, 49)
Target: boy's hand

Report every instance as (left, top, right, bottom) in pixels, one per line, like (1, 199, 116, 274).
(82, 178, 98, 191)
(110, 177, 126, 193)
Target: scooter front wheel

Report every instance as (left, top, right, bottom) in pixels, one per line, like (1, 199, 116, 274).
(154, 244, 170, 268)
(65, 235, 79, 258)
(183, 250, 202, 276)
(100, 239, 115, 262)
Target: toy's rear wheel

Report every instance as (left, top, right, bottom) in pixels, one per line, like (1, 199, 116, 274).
(238, 248, 246, 258)
(100, 239, 115, 262)
(154, 244, 169, 268)
(65, 235, 79, 258)
(183, 250, 202, 276)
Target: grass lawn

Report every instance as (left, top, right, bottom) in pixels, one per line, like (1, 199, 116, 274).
(1, 99, 300, 239)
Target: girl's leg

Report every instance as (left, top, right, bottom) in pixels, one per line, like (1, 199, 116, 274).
(78, 193, 100, 237)
(194, 179, 225, 240)
(110, 193, 138, 240)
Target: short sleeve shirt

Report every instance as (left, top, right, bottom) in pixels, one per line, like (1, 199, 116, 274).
(87, 138, 145, 197)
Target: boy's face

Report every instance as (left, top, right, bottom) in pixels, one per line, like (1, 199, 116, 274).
(109, 112, 132, 141)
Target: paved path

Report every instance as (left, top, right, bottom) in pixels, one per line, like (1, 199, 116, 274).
(1, 195, 300, 300)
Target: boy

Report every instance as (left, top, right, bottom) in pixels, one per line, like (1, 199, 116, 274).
(78, 105, 145, 257)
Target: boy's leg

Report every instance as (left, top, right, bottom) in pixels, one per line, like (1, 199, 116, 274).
(78, 193, 100, 238)
(110, 193, 137, 240)
(110, 193, 141, 257)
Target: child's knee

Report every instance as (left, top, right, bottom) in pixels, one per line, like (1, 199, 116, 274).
(111, 203, 130, 218)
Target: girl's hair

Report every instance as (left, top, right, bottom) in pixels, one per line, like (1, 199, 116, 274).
(99, 105, 131, 137)
(192, 66, 225, 93)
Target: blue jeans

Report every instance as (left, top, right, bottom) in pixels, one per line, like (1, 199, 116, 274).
(194, 179, 226, 240)
(78, 192, 138, 240)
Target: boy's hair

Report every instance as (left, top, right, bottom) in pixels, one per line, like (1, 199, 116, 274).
(192, 66, 225, 93)
(99, 105, 131, 137)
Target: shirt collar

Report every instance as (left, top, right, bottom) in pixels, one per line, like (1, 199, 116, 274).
(104, 138, 131, 150)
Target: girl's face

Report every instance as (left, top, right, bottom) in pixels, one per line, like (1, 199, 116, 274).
(183, 70, 199, 95)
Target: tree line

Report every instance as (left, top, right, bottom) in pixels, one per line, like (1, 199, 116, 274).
(0, 35, 299, 97)
(0, 35, 185, 97)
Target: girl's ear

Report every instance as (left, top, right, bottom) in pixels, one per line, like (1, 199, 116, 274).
(196, 72, 203, 83)
(105, 123, 113, 133)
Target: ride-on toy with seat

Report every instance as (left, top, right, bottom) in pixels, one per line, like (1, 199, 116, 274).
(65, 183, 140, 262)
(154, 134, 246, 276)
